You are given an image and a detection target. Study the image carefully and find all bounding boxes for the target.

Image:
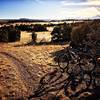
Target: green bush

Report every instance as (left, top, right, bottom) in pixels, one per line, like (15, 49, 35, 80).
(15, 24, 47, 32)
(15, 24, 34, 32)
(71, 22, 100, 49)
(31, 31, 37, 43)
(0, 25, 20, 42)
(33, 24, 47, 32)
(51, 23, 72, 42)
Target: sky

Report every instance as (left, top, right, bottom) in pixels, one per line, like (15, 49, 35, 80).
(0, 0, 100, 19)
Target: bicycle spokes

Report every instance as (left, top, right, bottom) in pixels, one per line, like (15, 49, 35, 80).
(80, 55, 96, 72)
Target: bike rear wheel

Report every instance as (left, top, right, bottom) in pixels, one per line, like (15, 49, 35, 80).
(79, 54, 96, 72)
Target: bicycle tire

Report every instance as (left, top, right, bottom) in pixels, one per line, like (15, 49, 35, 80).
(79, 54, 96, 72)
(58, 54, 69, 72)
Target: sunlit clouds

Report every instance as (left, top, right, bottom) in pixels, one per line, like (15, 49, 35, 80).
(60, 0, 100, 19)
(61, 0, 100, 7)
(23, 0, 100, 19)
(0, 0, 100, 19)
(68, 7, 100, 19)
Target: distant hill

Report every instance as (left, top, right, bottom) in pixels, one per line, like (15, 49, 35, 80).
(0, 18, 48, 24)
(0, 19, 8, 24)
(92, 15, 100, 19)
(0, 17, 100, 24)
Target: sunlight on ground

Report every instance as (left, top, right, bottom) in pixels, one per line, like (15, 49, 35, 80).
(36, 31, 52, 43)
(20, 31, 32, 43)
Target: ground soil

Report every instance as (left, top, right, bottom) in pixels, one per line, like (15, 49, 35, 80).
(0, 42, 68, 99)
(0, 41, 99, 100)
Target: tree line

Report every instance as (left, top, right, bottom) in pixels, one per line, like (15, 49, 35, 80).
(0, 20, 99, 46)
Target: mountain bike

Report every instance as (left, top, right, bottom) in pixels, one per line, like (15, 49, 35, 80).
(58, 46, 80, 75)
(79, 53, 96, 72)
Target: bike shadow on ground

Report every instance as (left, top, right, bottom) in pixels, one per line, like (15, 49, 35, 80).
(28, 82, 100, 100)
(70, 86, 100, 100)
(27, 64, 100, 100)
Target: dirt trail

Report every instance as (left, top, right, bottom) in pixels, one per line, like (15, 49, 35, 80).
(0, 52, 44, 97)
(0, 44, 67, 99)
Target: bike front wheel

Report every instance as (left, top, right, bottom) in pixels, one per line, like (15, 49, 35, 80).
(58, 54, 69, 72)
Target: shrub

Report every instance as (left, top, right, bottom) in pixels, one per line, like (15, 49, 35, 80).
(70, 22, 100, 50)
(0, 25, 20, 42)
(31, 31, 37, 43)
(15, 24, 34, 32)
(51, 23, 72, 42)
(71, 23, 92, 44)
(33, 24, 47, 32)
(15, 24, 47, 32)
(51, 26, 62, 42)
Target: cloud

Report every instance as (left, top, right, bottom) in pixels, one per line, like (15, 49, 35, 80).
(61, 0, 100, 19)
(33, 0, 100, 19)
(61, 0, 100, 7)
(61, 6, 100, 19)
(74, 7, 100, 18)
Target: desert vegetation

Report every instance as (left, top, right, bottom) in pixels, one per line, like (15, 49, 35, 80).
(0, 25, 20, 42)
(71, 21, 100, 45)
(15, 24, 47, 32)
(0, 19, 100, 99)
(51, 23, 72, 42)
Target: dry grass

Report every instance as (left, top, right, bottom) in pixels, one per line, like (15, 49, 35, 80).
(0, 41, 68, 99)
(35, 31, 52, 43)
(0, 20, 99, 99)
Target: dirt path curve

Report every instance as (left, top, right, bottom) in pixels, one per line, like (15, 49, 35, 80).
(0, 52, 43, 94)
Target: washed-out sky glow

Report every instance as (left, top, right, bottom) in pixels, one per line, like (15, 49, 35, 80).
(0, 0, 100, 19)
